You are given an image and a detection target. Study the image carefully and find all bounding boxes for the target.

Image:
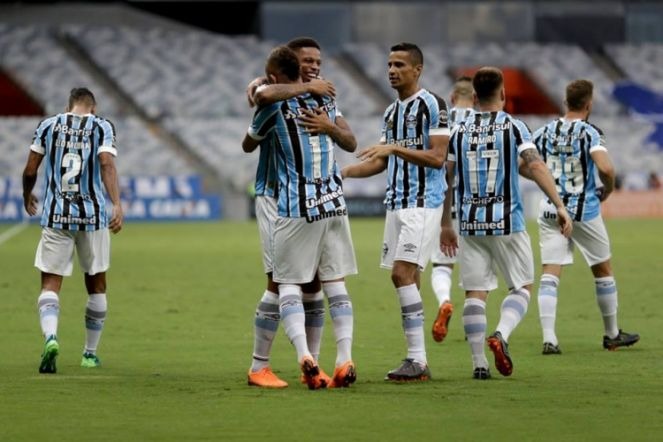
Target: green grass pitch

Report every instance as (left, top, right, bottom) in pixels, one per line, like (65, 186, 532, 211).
(1, 218, 662, 441)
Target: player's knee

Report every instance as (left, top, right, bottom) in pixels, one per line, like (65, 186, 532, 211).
(391, 265, 416, 287)
(591, 261, 612, 278)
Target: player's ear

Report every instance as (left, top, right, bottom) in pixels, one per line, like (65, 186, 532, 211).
(268, 74, 277, 84)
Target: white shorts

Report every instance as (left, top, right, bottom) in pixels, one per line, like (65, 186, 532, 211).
(430, 217, 459, 266)
(255, 196, 277, 273)
(538, 201, 611, 267)
(459, 231, 534, 291)
(35, 227, 110, 276)
(272, 214, 357, 284)
(381, 207, 443, 270)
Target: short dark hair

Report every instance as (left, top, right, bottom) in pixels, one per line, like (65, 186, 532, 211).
(453, 76, 474, 99)
(566, 79, 594, 111)
(287, 37, 321, 51)
(390, 42, 424, 66)
(472, 67, 503, 103)
(68, 87, 96, 110)
(266, 45, 300, 81)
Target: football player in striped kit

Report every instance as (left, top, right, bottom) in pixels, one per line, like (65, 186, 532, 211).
(532, 79, 639, 355)
(441, 67, 571, 379)
(243, 46, 357, 390)
(22, 87, 123, 374)
(343, 42, 450, 382)
(244, 37, 357, 389)
(429, 76, 476, 344)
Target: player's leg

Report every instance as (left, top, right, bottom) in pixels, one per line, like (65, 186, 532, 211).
(537, 209, 572, 354)
(248, 274, 287, 388)
(489, 232, 535, 376)
(538, 265, 562, 354)
(383, 208, 441, 381)
(248, 196, 288, 387)
(575, 216, 639, 349)
(431, 263, 454, 342)
(318, 215, 358, 388)
(458, 236, 496, 379)
(34, 228, 75, 374)
(273, 216, 326, 389)
(301, 276, 325, 362)
(77, 229, 111, 368)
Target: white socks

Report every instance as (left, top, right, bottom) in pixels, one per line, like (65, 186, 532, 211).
(463, 298, 488, 369)
(397, 284, 426, 364)
(84, 293, 107, 354)
(496, 288, 530, 342)
(302, 290, 325, 361)
(323, 281, 354, 366)
(38, 291, 59, 339)
(251, 290, 280, 372)
(431, 265, 453, 306)
(595, 276, 619, 338)
(538, 274, 560, 345)
(278, 284, 310, 361)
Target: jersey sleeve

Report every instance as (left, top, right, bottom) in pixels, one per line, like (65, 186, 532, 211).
(531, 126, 544, 154)
(97, 118, 117, 156)
(29, 117, 53, 155)
(429, 93, 451, 137)
(447, 126, 460, 162)
(379, 105, 392, 144)
(587, 124, 607, 153)
(247, 103, 279, 141)
(513, 118, 536, 155)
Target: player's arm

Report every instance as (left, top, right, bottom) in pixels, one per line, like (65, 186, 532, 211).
(440, 160, 458, 257)
(358, 134, 449, 169)
(253, 79, 336, 107)
(591, 149, 615, 202)
(521, 147, 572, 237)
(299, 111, 357, 152)
(242, 134, 261, 153)
(22, 150, 43, 216)
(99, 152, 123, 234)
(341, 155, 387, 179)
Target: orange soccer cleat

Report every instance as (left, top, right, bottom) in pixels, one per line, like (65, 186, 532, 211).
(328, 360, 357, 388)
(432, 302, 454, 342)
(300, 356, 328, 390)
(247, 367, 288, 389)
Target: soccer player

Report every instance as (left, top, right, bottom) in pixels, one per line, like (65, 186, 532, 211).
(245, 37, 357, 388)
(429, 76, 476, 343)
(243, 46, 358, 390)
(342, 42, 450, 381)
(440, 67, 572, 379)
(22, 87, 123, 374)
(532, 79, 639, 354)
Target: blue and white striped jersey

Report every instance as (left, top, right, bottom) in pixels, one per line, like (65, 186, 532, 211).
(449, 111, 534, 236)
(532, 118, 606, 221)
(30, 112, 116, 231)
(254, 138, 278, 199)
(449, 107, 475, 127)
(248, 93, 345, 221)
(380, 89, 450, 210)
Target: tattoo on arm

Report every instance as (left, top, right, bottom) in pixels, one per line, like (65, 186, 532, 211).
(521, 148, 541, 165)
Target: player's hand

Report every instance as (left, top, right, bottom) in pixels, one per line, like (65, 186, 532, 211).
(357, 145, 393, 162)
(23, 193, 38, 216)
(595, 187, 611, 202)
(440, 225, 459, 257)
(246, 77, 267, 107)
(306, 78, 336, 98)
(556, 206, 573, 238)
(299, 108, 333, 135)
(108, 205, 124, 234)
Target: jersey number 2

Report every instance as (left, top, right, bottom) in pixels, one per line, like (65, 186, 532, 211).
(61, 152, 82, 192)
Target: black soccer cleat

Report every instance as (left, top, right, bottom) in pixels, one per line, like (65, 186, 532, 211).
(603, 330, 640, 351)
(473, 367, 491, 380)
(542, 342, 562, 355)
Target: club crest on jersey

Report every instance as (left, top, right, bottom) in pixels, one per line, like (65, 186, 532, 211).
(439, 109, 448, 126)
(406, 115, 417, 128)
(386, 118, 394, 130)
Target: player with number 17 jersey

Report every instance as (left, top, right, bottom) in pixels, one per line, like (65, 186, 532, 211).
(31, 113, 116, 231)
(449, 111, 534, 236)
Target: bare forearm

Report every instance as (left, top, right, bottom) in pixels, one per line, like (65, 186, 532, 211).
(343, 158, 386, 178)
(22, 170, 37, 197)
(389, 145, 444, 168)
(330, 118, 357, 152)
(101, 162, 121, 206)
(529, 161, 564, 208)
(254, 84, 309, 106)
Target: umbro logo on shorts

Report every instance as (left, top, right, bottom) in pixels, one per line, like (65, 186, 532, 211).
(403, 243, 417, 253)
